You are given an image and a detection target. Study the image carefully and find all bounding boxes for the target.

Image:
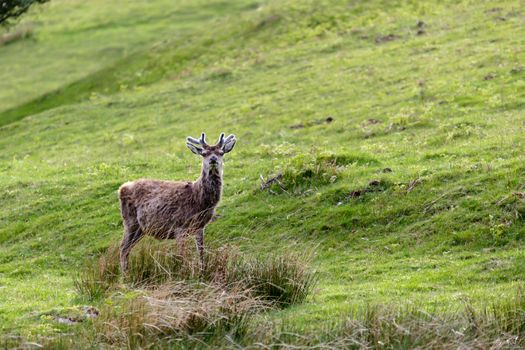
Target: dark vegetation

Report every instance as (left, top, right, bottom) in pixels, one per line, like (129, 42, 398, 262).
(0, 0, 49, 25)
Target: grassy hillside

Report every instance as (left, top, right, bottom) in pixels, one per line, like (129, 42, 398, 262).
(1, 0, 524, 342)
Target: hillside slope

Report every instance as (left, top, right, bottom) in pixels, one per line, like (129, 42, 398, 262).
(1, 0, 525, 337)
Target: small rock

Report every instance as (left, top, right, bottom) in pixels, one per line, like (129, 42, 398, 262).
(382, 167, 393, 173)
(325, 116, 334, 123)
(368, 180, 381, 187)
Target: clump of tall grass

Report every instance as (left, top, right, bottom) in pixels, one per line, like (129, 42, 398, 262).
(74, 245, 120, 300)
(73, 239, 316, 348)
(87, 282, 265, 348)
(75, 239, 317, 308)
(227, 254, 317, 307)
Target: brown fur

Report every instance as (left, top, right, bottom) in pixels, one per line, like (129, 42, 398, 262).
(118, 133, 236, 273)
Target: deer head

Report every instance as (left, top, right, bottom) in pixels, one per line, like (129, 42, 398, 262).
(186, 132, 236, 176)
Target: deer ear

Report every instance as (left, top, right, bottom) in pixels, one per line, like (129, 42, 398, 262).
(186, 142, 203, 156)
(222, 135, 236, 153)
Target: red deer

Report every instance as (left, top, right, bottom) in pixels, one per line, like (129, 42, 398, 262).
(118, 132, 236, 273)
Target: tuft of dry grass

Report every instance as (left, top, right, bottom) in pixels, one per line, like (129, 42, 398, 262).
(76, 239, 316, 307)
(70, 239, 317, 348)
(88, 282, 265, 348)
(72, 240, 317, 347)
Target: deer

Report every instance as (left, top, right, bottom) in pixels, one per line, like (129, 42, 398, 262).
(118, 132, 236, 273)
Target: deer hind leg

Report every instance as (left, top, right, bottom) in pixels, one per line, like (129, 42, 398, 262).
(120, 221, 143, 274)
(118, 192, 144, 274)
(195, 228, 205, 271)
(174, 228, 188, 258)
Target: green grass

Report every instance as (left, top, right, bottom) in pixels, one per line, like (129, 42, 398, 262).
(1, 0, 525, 343)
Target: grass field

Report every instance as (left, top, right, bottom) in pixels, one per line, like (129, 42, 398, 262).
(1, 0, 525, 346)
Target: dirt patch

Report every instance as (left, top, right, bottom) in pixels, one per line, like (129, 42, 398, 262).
(361, 118, 382, 126)
(485, 7, 503, 13)
(375, 34, 399, 44)
(290, 116, 334, 129)
(348, 180, 386, 199)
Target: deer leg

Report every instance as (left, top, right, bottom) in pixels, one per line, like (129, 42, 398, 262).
(120, 222, 143, 274)
(175, 229, 187, 258)
(195, 228, 205, 271)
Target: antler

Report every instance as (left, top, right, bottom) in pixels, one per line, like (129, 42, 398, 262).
(221, 134, 236, 153)
(216, 133, 225, 147)
(187, 132, 208, 147)
(222, 134, 235, 145)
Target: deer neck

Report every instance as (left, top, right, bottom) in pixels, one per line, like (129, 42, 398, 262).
(194, 167, 222, 208)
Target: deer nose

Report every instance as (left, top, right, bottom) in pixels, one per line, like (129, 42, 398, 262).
(210, 156, 218, 164)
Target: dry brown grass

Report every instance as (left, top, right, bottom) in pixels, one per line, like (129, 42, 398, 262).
(76, 239, 316, 307)
(89, 281, 266, 348)
(72, 239, 316, 348)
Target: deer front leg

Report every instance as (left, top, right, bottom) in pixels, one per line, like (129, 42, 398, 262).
(195, 228, 205, 271)
(120, 224, 143, 274)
